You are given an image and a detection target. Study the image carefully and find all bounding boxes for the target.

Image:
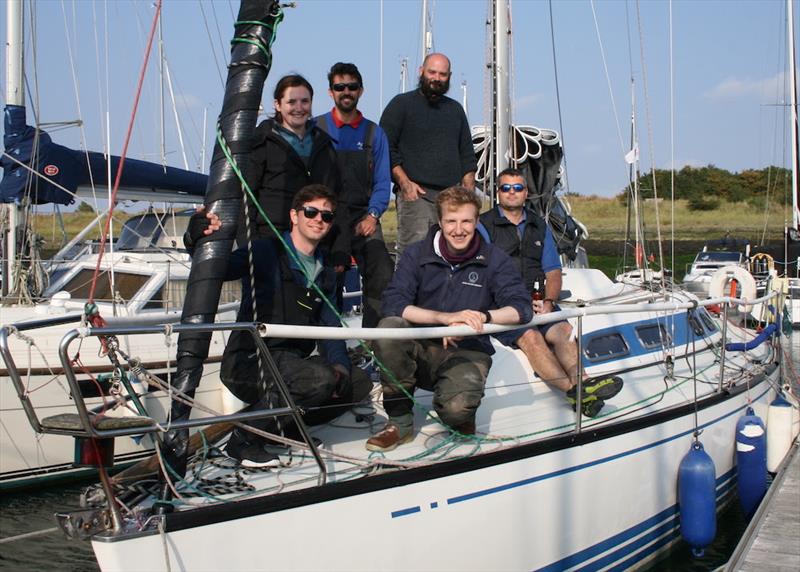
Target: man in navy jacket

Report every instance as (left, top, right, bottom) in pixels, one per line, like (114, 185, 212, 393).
(366, 186, 531, 452)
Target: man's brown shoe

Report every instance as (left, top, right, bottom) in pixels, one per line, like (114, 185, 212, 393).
(365, 424, 413, 452)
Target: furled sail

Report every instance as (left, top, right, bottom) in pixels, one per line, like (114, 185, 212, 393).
(1, 105, 207, 205)
(158, 0, 284, 494)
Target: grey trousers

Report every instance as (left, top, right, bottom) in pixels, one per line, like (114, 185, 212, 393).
(373, 316, 492, 429)
(395, 191, 440, 258)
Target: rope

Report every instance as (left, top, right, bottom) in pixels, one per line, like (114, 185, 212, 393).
(87, 0, 162, 304)
(0, 527, 59, 545)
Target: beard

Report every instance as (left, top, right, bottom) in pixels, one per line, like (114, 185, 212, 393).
(418, 74, 450, 102)
(335, 94, 358, 114)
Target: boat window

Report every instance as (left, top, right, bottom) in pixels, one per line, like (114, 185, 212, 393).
(695, 251, 741, 263)
(635, 323, 671, 349)
(117, 215, 162, 250)
(117, 210, 193, 251)
(584, 333, 629, 362)
(698, 309, 718, 332)
(57, 269, 149, 302)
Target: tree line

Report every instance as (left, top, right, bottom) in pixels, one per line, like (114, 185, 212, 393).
(618, 165, 792, 210)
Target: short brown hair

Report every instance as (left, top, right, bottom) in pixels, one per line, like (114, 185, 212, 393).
(436, 186, 481, 219)
(291, 184, 337, 212)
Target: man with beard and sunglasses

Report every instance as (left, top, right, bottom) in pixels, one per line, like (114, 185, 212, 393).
(185, 185, 369, 467)
(380, 53, 477, 258)
(315, 62, 394, 328)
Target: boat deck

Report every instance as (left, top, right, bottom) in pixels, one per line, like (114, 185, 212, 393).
(727, 441, 800, 571)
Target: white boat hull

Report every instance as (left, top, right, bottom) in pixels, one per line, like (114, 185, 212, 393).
(90, 376, 775, 571)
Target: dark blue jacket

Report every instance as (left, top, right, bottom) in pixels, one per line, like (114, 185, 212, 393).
(225, 234, 349, 371)
(382, 227, 532, 355)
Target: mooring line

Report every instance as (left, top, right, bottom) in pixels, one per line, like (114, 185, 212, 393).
(0, 527, 59, 544)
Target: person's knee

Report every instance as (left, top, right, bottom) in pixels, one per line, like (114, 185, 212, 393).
(434, 356, 488, 425)
(517, 328, 548, 352)
(545, 322, 573, 346)
(374, 316, 407, 354)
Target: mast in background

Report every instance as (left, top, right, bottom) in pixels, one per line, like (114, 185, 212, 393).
(489, 0, 512, 195)
(421, 0, 432, 66)
(789, 0, 799, 230)
(3, 0, 24, 298)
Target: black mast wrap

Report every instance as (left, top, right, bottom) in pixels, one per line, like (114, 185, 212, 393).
(161, 0, 282, 478)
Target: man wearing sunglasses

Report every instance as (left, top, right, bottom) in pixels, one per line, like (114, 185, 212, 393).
(186, 185, 366, 467)
(478, 168, 623, 417)
(315, 62, 394, 328)
(366, 186, 531, 452)
(380, 53, 477, 258)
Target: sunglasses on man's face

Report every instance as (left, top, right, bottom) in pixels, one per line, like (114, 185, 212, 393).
(332, 82, 361, 92)
(499, 183, 526, 193)
(299, 206, 335, 223)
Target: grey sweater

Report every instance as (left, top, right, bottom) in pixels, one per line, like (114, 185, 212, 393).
(379, 89, 477, 190)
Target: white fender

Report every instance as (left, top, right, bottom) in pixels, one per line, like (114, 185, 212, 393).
(709, 265, 756, 311)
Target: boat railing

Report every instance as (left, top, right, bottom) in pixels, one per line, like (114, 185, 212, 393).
(0, 290, 779, 444)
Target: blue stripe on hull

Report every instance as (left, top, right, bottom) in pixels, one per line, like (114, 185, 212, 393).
(389, 386, 769, 571)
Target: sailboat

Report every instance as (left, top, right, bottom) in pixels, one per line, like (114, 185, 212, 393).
(0, 0, 241, 490)
(3, 0, 796, 570)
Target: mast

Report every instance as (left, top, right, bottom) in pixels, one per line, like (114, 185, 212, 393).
(489, 0, 512, 196)
(421, 0, 432, 65)
(789, 0, 799, 230)
(3, 0, 24, 298)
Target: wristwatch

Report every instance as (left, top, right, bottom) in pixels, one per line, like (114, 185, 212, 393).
(368, 209, 380, 220)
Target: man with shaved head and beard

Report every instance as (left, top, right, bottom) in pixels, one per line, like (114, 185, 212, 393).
(380, 53, 477, 258)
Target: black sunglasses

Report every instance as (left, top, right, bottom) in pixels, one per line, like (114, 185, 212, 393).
(299, 206, 335, 223)
(332, 82, 361, 92)
(499, 183, 526, 193)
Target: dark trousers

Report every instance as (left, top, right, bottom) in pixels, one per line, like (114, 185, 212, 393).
(351, 223, 394, 328)
(228, 351, 340, 443)
(373, 317, 492, 428)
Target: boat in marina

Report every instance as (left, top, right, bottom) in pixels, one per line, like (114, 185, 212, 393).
(2, 0, 799, 570)
(0, 1, 241, 490)
(681, 237, 751, 299)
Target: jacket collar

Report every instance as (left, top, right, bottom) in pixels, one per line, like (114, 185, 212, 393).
(419, 226, 490, 268)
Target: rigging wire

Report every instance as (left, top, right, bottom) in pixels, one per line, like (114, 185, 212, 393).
(60, 0, 102, 216)
(669, 0, 676, 289)
(198, 0, 226, 89)
(88, 0, 163, 303)
(633, 0, 667, 294)
(547, 0, 569, 192)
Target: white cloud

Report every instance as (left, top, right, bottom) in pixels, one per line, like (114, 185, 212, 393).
(704, 71, 787, 101)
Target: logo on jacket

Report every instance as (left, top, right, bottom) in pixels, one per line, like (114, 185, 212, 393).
(357, 142, 364, 150)
(462, 271, 483, 288)
(535, 240, 542, 247)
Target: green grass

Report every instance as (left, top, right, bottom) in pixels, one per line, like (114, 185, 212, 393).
(567, 196, 789, 243)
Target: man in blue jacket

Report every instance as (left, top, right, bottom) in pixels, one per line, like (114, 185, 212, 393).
(366, 186, 532, 452)
(316, 62, 394, 327)
(189, 185, 360, 467)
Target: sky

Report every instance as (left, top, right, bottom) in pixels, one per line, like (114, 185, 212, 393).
(2, 0, 798, 200)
